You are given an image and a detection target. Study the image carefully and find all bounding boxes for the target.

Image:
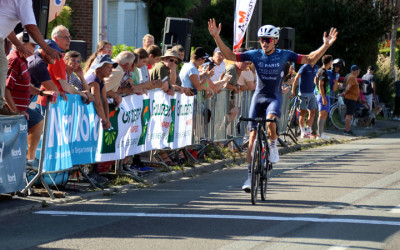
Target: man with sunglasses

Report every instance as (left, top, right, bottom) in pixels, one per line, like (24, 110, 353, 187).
(150, 49, 193, 96)
(208, 18, 338, 192)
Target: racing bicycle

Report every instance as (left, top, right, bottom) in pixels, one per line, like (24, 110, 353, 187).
(236, 116, 275, 205)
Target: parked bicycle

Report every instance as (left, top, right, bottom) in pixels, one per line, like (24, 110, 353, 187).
(236, 116, 275, 205)
(286, 95, 301, 139)
(329, 94, 349, 130)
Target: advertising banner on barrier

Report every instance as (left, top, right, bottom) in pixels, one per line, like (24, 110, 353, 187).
(0, 116, 27, 193)
(43, 95, 100, 172)
(42, 91, 194, 171)
(96, 90, 194, 162)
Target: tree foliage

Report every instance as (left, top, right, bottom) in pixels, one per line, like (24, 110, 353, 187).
(47, 6, 72, 38)
(262, 0, 394, 71)
(192, 0, 235, 54)
(144, 0, 200, 44)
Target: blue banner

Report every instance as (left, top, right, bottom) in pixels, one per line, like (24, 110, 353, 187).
(43, 95, 100, 172)
(0, 116, 27, 193)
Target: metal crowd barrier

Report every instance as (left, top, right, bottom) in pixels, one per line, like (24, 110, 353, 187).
(21, 97, 96, 199)
(192, 89, 254, 151)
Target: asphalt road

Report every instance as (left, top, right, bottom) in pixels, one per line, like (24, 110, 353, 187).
(1, 133, 399, 250)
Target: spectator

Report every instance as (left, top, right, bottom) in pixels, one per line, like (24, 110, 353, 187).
(315, 55, 333, 140)
(27, 39, 68, 107)
(342, 65, 361, 136)
(64, 51, 95, 103)
(290, 63, 319, 138)
(209, 47, 226, 83)
(84, 40, 113, 74)
(172, 44, 185, 62)
(361, 65, 376, 112)
(150, 49, 194, 96)
(0, 0, 61, 115)
(5, 32, 56, 168)
(138, 45, 162, 83)
(36, 26, 91, 114)
(85, 54, 117, 130)
(132, 48, 149, 85)
(103, 51, 137, 104)
(142, 34, 155, 50)
(131, 48, 163, 92)
(179, 47, 215, 96)
(238, 62, 256, 92)
(224, 48, 251, 123)
(394, 80, 400, 120)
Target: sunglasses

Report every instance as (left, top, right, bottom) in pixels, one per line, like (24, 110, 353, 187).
(70, 58, 81, 63)
(169, 58, 179, 65)
(259, 37, 274, 44)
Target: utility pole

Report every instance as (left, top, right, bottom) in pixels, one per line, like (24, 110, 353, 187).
(390, 0, 398, 80)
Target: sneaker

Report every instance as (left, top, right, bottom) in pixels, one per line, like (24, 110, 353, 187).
(317, 133, 330, 140)
(131, 165, 154, 173)
(88, 171, 109, 185)
(0, 107, 19, 116)
(300, 132, 310, 139)
(268, 144, 279, 164)
(122, 164, 139, 175)
(242, 174, 251, 192)
(26, 158, 39, 169)
(343, 130, 356, 136)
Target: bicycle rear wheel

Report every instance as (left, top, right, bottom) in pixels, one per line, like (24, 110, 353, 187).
(330, 104, 347, 130)
(250, 139, 261, 205)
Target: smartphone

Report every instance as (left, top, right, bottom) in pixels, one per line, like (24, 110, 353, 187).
(162, 76, 168, 82)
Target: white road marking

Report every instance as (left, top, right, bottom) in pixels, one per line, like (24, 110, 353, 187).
(390, 205, 400, 213)
(328, 246, 348, 250)
(34, 211, 400, 226)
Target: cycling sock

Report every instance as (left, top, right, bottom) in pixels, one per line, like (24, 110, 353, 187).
(270, 139, 277, 147)
(306, 126, 311, 134)
(247, 164, 251, 173)
(318, 118, 326, 136)
(300, 126, 306, 134)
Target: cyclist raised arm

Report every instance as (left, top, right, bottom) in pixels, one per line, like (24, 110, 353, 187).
(208, 18, 338, 192)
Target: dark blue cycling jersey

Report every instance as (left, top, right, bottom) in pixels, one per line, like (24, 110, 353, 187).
(236, 49, 302, 99)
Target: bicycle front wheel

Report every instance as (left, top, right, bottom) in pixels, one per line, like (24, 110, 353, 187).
(250, 139, 261, 205)
(330, 104, 346, 130)
(260, 141, 269, 201)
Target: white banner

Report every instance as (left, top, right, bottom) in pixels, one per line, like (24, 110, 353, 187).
(96, 90, 194, 162)
(233, 0, 257, 52)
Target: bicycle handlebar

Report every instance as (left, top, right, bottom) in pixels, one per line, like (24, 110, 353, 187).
(236, 115, 277, 134)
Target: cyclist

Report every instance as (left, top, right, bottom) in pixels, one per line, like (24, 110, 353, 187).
(208, 19, 337, 191)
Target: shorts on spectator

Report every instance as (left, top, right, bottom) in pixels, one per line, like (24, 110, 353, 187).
(344, 98, 356, 116)
(299, 93, 317, 110)
(26, 108, 44, 129)
(35, 104, 46, 117)
(317, 94, 330, 112)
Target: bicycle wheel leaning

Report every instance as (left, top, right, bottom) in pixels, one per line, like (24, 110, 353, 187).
(250, 139, 261, 205)
(330, 104, 346, 130)
(260, 140, 269, 201)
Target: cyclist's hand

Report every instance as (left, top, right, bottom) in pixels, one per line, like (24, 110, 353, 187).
(290, 92, 295, 98)
(323, 27, 338, 47)
(208, 18, 221, 38)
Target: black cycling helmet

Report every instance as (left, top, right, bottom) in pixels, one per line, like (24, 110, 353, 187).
(332, 58, 345, 69)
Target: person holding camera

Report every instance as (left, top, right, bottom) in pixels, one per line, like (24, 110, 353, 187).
(179, 47, 215, 96)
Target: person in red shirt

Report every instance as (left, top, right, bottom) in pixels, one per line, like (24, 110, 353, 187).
(36, 25, 92, 113)
(5, 32, 56, 168)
